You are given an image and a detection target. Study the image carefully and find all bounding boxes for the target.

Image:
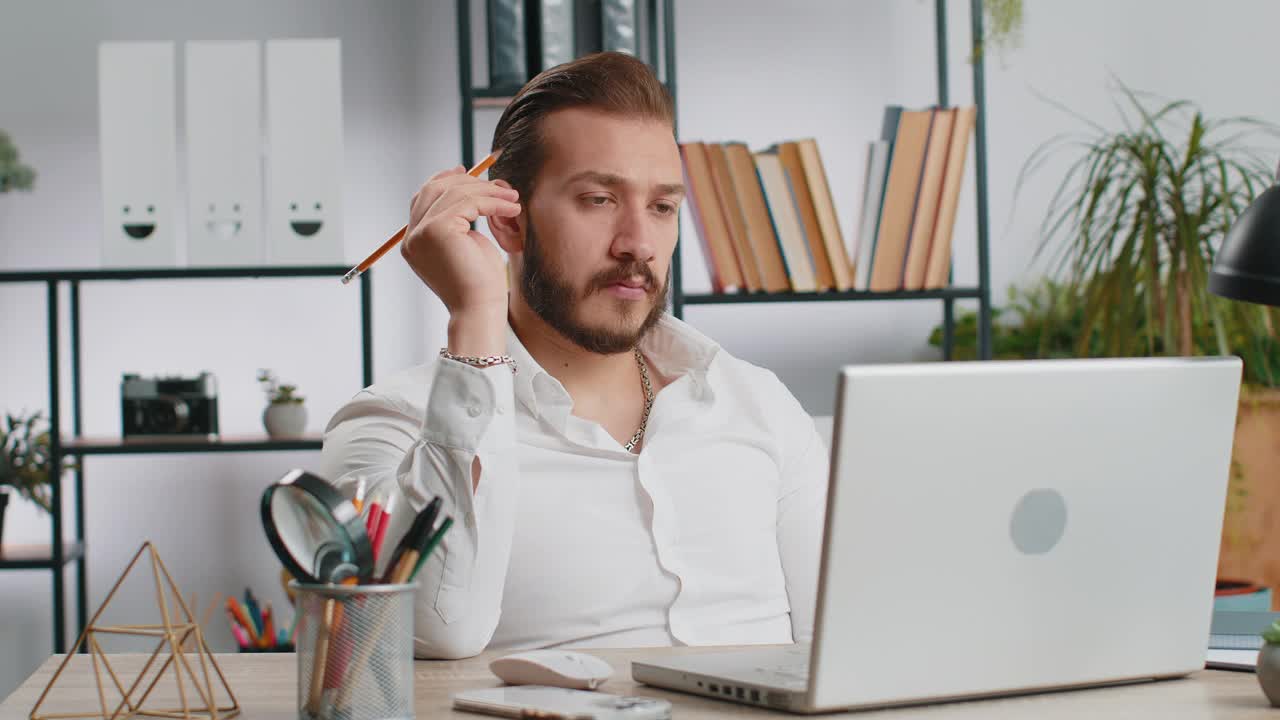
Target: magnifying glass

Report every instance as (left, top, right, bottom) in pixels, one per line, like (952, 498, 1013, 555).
(260, 468, 374, 585)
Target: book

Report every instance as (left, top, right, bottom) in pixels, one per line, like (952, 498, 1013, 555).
(868, 106, 934, 292)
(924, 106, 976, 290)
(723, 142, 792, 293)
(536, 0, 575, 71)
(853, 139, 891, 291)
(707, 143, 763, 291)
(902, 107, 955, 290)
(487, 0, 527, 87)
(797, 138, 854, 291)
(754, 149, 817, 292)
(775, 141, 836, 291)
(680, 141, 744, 293)
(601, 0, 638, 56)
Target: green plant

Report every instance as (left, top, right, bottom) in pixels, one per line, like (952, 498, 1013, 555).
(1265, 620, 1280, 645)
(1015, 79, 1280, 384)
(929, 278, 1099, 360)
(934, 276, 1280, 386)
(0, 411, 73, 513)
(978, 0, 1023, 61)
(257, 369, 304, 405)
(0, 130, 36, 192)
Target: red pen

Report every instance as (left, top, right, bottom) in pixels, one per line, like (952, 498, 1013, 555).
(365, 500, 383, 557)
(372, 494, 395, 565)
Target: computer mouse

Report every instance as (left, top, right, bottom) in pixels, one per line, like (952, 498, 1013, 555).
(489, 649, 615, 690)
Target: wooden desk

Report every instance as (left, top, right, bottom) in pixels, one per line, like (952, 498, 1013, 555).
(1, 646, 1273, 719)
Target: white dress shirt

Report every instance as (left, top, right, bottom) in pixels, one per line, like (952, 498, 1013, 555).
(318, 314, 828, 659)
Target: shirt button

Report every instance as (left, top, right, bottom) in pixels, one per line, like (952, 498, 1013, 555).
(467, 406, 482, 418)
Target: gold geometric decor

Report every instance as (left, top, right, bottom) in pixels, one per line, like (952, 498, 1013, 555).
(29, 542, 240, 720)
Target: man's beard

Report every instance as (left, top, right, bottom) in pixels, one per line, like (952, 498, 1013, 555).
(519, 218, 668, 355)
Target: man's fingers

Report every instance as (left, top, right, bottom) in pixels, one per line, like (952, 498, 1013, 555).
(449, 194, 521, 221)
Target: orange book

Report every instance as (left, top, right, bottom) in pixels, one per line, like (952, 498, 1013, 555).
(869, 107, 934, 293)
(707, 143, 763, 291)
(723, 142, 791, 293)
(754, 149, 817, 292)
(796, 138, 853, 290)
(925, 106, 977, 289)
(775, 141, 835, 291)
(902, 108, 956, 291)
(680, 142, 744, 293)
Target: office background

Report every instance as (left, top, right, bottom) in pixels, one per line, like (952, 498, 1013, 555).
(1, 0, 1277, 700)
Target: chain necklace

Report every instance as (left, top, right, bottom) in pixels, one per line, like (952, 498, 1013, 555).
(624, 348, 654, 453)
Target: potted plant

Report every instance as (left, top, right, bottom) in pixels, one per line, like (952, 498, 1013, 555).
(935, 81, 1280, 607)
(0, 129, 37, 192)
(257, 369, 307, 438)
(0, 411, 67, 544)
(1261, 619, 1280, 706)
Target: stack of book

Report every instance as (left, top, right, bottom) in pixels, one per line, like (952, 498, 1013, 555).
(680, 104, 975, 295)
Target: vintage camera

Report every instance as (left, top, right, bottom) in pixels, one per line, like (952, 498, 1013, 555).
(121, 372, 219, 437)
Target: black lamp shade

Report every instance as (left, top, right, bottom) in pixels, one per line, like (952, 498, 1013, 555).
(1210, 183, 1280, 306)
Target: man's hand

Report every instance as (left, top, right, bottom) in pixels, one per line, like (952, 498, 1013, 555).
(403, 166, 521, 355)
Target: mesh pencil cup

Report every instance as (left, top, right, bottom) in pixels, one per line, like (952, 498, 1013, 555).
(292, 580, 417, 720)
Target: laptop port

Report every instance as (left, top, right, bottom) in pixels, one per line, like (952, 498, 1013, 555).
(708, 684, 718, 693)
(735, 687, 744, 699)
(723, 687, 732, 696)
(750, 689, 760, 702)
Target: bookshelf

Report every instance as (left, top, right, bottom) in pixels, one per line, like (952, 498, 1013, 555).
(0, 265, 373, 654)
(455, 0, 993, 361)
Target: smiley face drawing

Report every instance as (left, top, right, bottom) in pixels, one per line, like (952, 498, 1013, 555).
(121, 203, 157, 240)
(288, 201, 324, 237)
(204, 201, 244, 240)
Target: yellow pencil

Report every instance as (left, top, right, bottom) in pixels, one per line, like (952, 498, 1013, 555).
(341, 150, 503, 285)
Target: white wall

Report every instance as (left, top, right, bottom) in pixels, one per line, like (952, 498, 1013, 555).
(3, 0, 1280, 700)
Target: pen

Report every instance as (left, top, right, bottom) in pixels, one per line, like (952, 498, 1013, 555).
(261, 605, 275, 649)
(408, 516, 454, 583)
(382, 497, 442, 584)
(372, 493, 396, 566)
(225, 609, 249, 649)
(244, 589, 262, 638)
(226, 597, 259, 647)
(341, 149, 503, 285)
(365, 500, 384, 564)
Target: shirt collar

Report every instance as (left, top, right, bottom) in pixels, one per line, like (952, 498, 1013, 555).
(506, 313, 721, 420)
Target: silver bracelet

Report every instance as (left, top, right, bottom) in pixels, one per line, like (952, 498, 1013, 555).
(439, 348, 517, 374)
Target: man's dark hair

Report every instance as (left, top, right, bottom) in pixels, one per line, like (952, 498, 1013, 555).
(489, 51, 674, 198)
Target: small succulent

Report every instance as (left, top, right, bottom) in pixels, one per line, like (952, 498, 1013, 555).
(1264, 620, 1280, 645)
(257, 369, 304, 406)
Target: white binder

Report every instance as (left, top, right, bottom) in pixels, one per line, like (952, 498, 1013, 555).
(98, 42, 180, 267)
(265, 38, 345, 265)
(184, 41, 265, 266)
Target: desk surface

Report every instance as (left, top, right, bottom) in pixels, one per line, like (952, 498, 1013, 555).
(1, 646, 1273, 719)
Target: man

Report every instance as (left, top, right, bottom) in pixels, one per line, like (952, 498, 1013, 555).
(319, 51, 828, 660)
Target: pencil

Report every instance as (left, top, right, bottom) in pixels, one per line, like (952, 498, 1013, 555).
(341, 149, 503, 285)
(408, 516, 454, 582)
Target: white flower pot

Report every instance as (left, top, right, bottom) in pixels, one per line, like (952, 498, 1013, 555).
(263, 403, 307, 438)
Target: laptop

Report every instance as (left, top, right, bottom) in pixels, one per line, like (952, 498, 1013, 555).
(633, 356, 1243, 713)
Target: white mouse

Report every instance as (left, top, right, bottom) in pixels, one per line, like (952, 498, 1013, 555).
(489, 649, 615, 690)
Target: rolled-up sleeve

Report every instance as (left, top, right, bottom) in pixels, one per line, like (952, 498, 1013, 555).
(319, 357, 519, 659)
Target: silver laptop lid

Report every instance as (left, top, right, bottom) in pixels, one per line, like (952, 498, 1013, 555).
(809, 356, 1241, 710)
